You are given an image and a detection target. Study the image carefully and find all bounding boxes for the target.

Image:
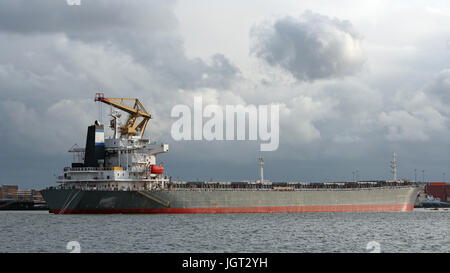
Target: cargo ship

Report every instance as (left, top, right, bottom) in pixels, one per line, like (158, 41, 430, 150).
(41, 94, 421, 214)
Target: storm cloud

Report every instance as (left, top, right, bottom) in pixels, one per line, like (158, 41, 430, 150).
(250, 11, 365, 81)
(0, 0, 178, 34)
(0, 0, 240, 91)
(2, 1, 450, 187)
(378, 69, 450, 142)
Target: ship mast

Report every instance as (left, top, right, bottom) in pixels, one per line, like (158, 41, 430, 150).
(391, 152, 397, 182)
(110, 110, 121, 139)
(259, 156, 264, 183)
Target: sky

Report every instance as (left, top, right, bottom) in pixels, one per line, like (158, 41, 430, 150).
(1, 0, 450, 189)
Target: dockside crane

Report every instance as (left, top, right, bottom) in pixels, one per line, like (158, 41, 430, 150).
(94, 92, 152, 139)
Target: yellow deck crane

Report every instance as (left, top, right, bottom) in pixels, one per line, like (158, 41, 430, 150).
(94, 93, 151, 139)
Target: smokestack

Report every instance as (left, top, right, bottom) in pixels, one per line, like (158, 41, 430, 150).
(84, 123, 105, 167)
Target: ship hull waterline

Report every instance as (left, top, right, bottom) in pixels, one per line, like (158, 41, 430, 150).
(41, 186, 421, 214)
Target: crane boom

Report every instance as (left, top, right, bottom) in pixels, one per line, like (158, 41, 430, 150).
(94, 93, 152, 139)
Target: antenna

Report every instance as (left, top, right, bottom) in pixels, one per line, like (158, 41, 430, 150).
(110, 110, 121, 139)
(96, 92, 104, 125)
(391, 152, 397, 182)
(259, 156, 264, 183)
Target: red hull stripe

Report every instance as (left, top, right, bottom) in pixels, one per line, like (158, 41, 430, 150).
(50, 204, 414, 214)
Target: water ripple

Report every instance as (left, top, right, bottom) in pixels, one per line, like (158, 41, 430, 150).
(0, 209, 448, 253)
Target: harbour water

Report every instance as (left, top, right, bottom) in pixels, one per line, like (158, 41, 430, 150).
(0, 209, 448, 253)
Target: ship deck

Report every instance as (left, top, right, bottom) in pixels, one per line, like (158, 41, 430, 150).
(48, 180, 417, 192)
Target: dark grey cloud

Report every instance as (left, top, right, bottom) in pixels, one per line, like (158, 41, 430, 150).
(0, 0, 240, 91)
(426, 69, 450, 104)
(250, 11, 365, 81)
(377, 69, 450, 142)
(0, 0, 178, 34)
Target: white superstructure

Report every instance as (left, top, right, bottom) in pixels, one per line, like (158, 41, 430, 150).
(58, 137, 170, 191)
(56, 94, 170, 191)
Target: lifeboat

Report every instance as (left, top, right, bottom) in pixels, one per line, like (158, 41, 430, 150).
(150, 164, 164, 174)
